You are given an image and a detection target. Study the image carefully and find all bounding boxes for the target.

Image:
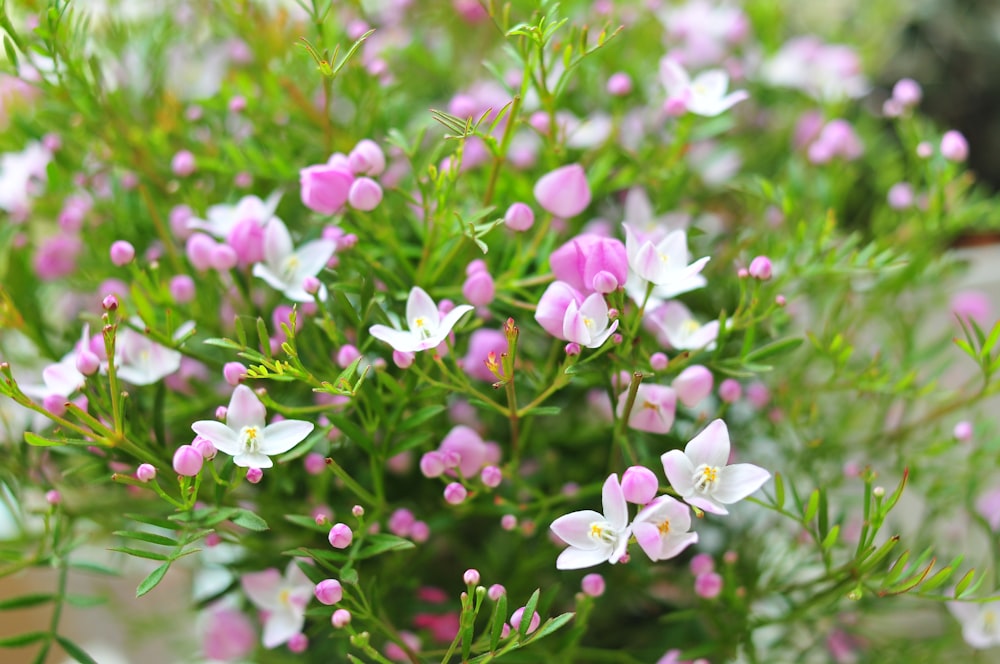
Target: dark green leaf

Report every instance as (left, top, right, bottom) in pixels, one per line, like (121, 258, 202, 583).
(0, 593, 53, 611)
(231, 509, 269, 532)
(490, 593, 507, 651)
(518, 589, 540, 639)
(56, 636, 99, 664)
(356, 534, 415, 560)
(136, 562, 171, 597)
(113, 530, 178, 547)
(525, 612, 574, 642)
(0, 631, 47, 648)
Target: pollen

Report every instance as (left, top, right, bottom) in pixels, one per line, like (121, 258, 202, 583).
(245, 427, 258, 440)
(590, 523, 604, 538)
(701, 466, 718, 483)
(414, 317, 425, 328)
(657, 520, 671, 535)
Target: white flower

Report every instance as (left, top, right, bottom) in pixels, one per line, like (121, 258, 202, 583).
(114, 322, 193, 386)
(369, 287, 474, 353)
(187, 191, 282, 238)
(191, 385, 313, 469)
(623, 224, 709, 298)
(251, 218, 336, 301)
(0, 142, 51, 215)
(550, 474, 631, 570)
(644, 301, 719, 351)
(948, 599, 1000, 649)
(241, 562, 313, 649)
(661, 419, 770, 515)
(562, 293, 619, 349)
(632, 495, 699, 562)
(660, 58, 748, 117)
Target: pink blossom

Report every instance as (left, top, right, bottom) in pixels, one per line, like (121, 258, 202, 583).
(201, 605, 256, 661)
(632, 495, 698, 561)
(550, 234, 628, 294)
(300, 161, 354, 214)
(534, 164, 591, 218)
(618, 384, 677, 434)
(672, 365, 714, 407)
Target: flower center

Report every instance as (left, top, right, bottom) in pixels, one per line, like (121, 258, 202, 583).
(642, 400, 659, 410)
(589, 521, 619, 545)
(682, 319, 700, 335)
(412, 316, 435, 339)
(240, 426, 261, 454)
(583, 316, 594, 328)
(657, 519, 671, 535)
(980, 608, 1000, 637)
(281, 255, 301, 281)
(692, 463, 720, 493)
(657, 250, 670, 263)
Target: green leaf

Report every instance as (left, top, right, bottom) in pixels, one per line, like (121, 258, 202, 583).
(356, 534, 416, 560)
(523, 406, 561, 416)
(64, 594, 107, 608)
(136, 562, 171, 598)
(231, 509, 269, 532)
(0, 631, 47, 648)
(284, 514, 331, 533)
(0, 593, 53, 610)
(398, 405, 446, 431)
(113, 530, 178, 547)
(803, 489, 820, 523)
(773, 472, 785, 509)
(490, 593, 507, 651)
(525, 612, 575, 642)
(821, 525, 840, 550)
(24, 432, 91, 447)
(202, 337, 243, 350)
(954, 569, 978, 598)
(518, 589, 541, 640)
(3, 35, 17, 67)
(745, 337, 803, 363)
(56, 636, 98, 664)
(340, 566, 359, 586)
(68, 561, 119, 576)
(108, 547, 170, 561)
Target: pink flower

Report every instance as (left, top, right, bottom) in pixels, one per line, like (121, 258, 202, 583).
(632, 495, 698, 562)
(550, 234, 628, 294)
(661, 419, 770, 515)
(535, 281, 585, 339)
(533, 164, 591, 218)
(672, 365, 714, 407)
(300, 162, 354, 214)
(618, 384, 677, 434)
(550, 474, 631, 569)
(201, 605, 256, 661)
(940, 130, 969, 162)
(369, 287, 474, 353)
(461, 329, 507, 382)
(191, 385, 314, 469)
(561, 293, 619, 349)
(242, 562, 313, 649)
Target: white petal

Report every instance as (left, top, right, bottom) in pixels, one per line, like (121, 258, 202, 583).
(714, 463, 770, 504)
(550, 510, 605, 549)
(262, 608, 304, 649)
(602, 474, 628, 530)
(556, 545, 611, 570)
(252, 263, 291, 291)
(191, 420, 241, 456)
(685, 419, 730, 468)
(227, 385, 266, 431)
(437, 304, 474, 338)
(258, 420, 314, 456)
(661, 449, 695, 496)
(241, 568, 282, 610)
(369, 324, 420, 353)
(263, 218, 294, 267)
(233, 452, 273, 469)
(292, 239, 336, 279)
(406, 287, 439, 330)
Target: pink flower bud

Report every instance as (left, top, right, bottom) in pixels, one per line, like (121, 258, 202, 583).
(954, 421, 973, 442)
(737, 267, 749, 279)
(689, 553, 715, 576)
(315, 579, 344, 605)
(102, 294, 119, 311)
(510, 607, 540, 634)
(463, 569, 480, 585)
(45, 490, 61, 505)
(565, 342, 581, 356)
(746, 382, 770, 409)
(718, 378, 742, 403)
(348, 139, 386, 176)
(185, 233, 216, 271)
(300, 164, 354, 214)
(173, 444, 203, 476)
(336, 345, 361, 368)
(170, 275, 196, 303)
(504, 202, 535, 231)
(891, 78, 922, 107)
(246, 467, 263, 484)
(228, 95, 246, 113)
(287, 633, 308, 653)
(109, 240, 135, 266)
(300, 275, 321, 295)
(607, 72, 632, 96)
(940, 130, 969, 162)
(348, 177, 383, 211)
(621, 466, 659, 504)
(480, 465, 502, 488)
(462, 270, 495, 306)
(747, 256, 772, 280)
(210, 244, 239, 271)
(488, 584, 506, 601)
(234, 171, 252, 188)
(591, 270, 619, 294)
(75, 349, 100, 375)
(172, 150, 196, 177)
(775, 295, 786, 307)
(534, 164, 591, 218)
(215, 405, 228, 420)
(352, 505, 365, 517)
(664, 96, 687, 116)
(672, 365, 714, 408)
(444, 482, 468, 505)
(887, 182, 914, 210)
(649, 352, 669, 371)
(694, 572, 723, 599)
(916, 141, 933, 158)
(223, 362, 246, 386)
(136, 463, 156, 482)
(410, 520, 430, 542)
(581, 573, 605, 597)
(331, 609, 352, 628)
(550, 234, 628, 295)
(301, 452, 325, 475)
(193, 436, 217, 459)
(420, 451, 446, 478)
(393, 350, 415, 369)
(329, 523, 353, 549)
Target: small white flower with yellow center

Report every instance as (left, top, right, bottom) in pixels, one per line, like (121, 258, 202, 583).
(550, 474, 631, 570)
(562, 292, 619, 349)
(191, 385, 313, 469)
(661, 419, 770, 516)
(948, 599, 1000, 649)
(252, 217, 335, 301)
(631, 495, 698, 562)
(660, 57, 749, 117)
(623, 223, 709, 301)
(645, 301, 719, 351)
(241, 562, 313, 649)
(368, 287, 474, 353)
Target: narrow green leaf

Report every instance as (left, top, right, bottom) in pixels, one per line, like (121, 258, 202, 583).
(773, 472, 785, 509)
(64, 594, 107, 608)
(202, 337, 243, 350)
(525, 612, 575, 642)
(283, 514, 331, 533)
(982, 321, 1000, 358)
(744, 337, 803, 363)
(56, 636, 99, 664)
(518, 589, 541, 640)
(821, 524, 840, 550)
(0, 593, 53, 610)
(356, 534, 416, 560)
(917, 564, 954, 593)
(3, 35, 17, 67)
(231, 509, 269, 532)
(135, 562, 171, 597)
(490, 593, 507, 651)
(113, 530, 178, 547)
(108, 546, 170, 561)
(954, 569, 977, 598)
(803, 489, 820, 522)
(0, 631, 47, 648)
(68, 561, 118, 576)
(523, 406, 561, 416)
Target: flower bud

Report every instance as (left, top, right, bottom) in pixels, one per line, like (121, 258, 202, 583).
(462, 270, 495, 306)
(245, 467, 263, 484)
(75, 348, 100, 375)
(315, 579, 344, 605)
(500, 514, 517, 531)
(420, 451, 446, 478)
(173, 444, 203, 476)
(581, 573, 605, 597)
(606, 72, 632, 96)
(171, 150, 196, 177)
(410, 520, 429, 542)
(348, 177, 383, 211)
(503, 202, 535, 231)
(348, 139, 386, 176)
(463, 569, 480, 586)
(892, 78, 922, 107)
(480, 465, 502, 488)
(694, 572, 723, 599)
(185, 233, 216, 272)
(102, 294, 119, 311)
(303, 276, 321, 295)
(718, 378, 742, 403)
(887, 182, 914, 210)
(672, 365, 714, 408)
(210, 244, 239, 272)
(336, 345, 361, 368)
(222, 362, 246, 386)
(488, 584, 506, 601)
(331, 609, 352, 628)
(300, 164, 354, 214)
(193, 436, 217, 459)
(916, 142, 933, 159)
(329, 523, 353, 549)
(136, 463, 156, 482)
(565, 342, 581, 356)
(621, 466, 659, 504)
(533, 164, 591, 218)
(689, 553, 715, 576)
(444, 482, 468, 505)
(170, 275, 196, 303)
(287, 633, 307, 654)
(46, 490, 61, 505)
(592, 270, 619, 294)
(747, 256, 772, 280)
(954, 421, 973, 442)
(649, 352, 668, 371)
(393, 350, 415, 369)
(510, 607, 540, 634)
(940, 130, 969, 162)
(110, 240, 135, 266)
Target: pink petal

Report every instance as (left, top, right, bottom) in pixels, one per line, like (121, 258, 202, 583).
(241, 568, 282, 610)
(632, 521, 661, 561)
(687, 494, 727, 515)
(659, 531, 698, 560)
(227, 385, 266, 431)
(713, 463, 770, 504)
(562, 301, 589, 344)
(262, 608, 304, 649)
(661, 449, 695, 496)
(685, 419, 730, 468)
